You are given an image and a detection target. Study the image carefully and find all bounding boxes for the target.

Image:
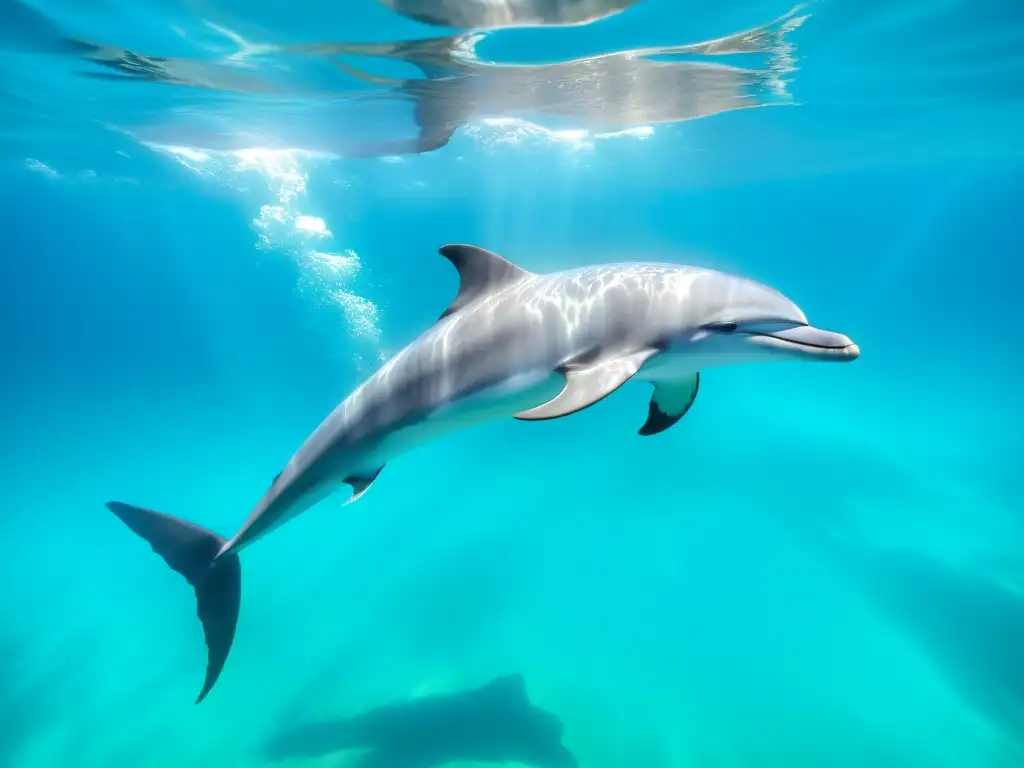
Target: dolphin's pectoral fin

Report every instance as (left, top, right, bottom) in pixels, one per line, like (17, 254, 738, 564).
(638, 373, 700, 436)
(415, 123, 457, 154)
(436, 244, 533, 321)
(413, 96, 463, 155)
(345, 466, 385, 503)
(514, 347, 658, 421)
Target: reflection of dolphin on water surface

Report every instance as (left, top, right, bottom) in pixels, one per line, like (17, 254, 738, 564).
(319, 4, 809, 152)
(301, 3, 807, 77)
(22, 3, 808, 157)
(378, 0, 639, 29)
(265, 673, 578, 768)
(107, 243, 858, 704)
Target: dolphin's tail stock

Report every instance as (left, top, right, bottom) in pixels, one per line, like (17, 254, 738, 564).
(106, 501, 241, 704)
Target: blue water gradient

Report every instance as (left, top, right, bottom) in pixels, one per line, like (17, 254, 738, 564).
(1, 0, 1023, 766)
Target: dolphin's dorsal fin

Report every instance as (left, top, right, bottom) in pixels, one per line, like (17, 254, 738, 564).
(437, 244, 532, 321)
(515, 347, 659, 421)
(638, 373, 700, 436)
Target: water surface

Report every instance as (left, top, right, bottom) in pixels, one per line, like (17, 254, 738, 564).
(1, 0, 1022, 766)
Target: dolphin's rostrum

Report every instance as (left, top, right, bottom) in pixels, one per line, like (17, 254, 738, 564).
(107, 243, 859, 703)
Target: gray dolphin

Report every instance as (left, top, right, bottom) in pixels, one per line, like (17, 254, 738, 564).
(107, 243, 859, 703)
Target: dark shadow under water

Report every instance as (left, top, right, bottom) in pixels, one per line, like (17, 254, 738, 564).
(822, 536, 1024, 746)
(264, 673, 577, 768)
(773, 490, 1024, 756)
(683, 423, 1024, 758)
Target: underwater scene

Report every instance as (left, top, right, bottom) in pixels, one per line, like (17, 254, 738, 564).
(1, 0, 1022, 765)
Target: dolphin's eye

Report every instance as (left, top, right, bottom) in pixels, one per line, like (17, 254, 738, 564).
(706, 322, 738, 333)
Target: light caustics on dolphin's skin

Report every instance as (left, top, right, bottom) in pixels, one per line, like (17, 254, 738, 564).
(378, 0, 639, 30)
(106, 243, 858, 704)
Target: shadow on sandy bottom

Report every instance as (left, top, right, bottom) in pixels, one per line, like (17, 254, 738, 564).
(804, 528, 1024, 754)
(747, 427, 1024, 754)
(0, 629, 69, 766)
(264, 673, 577, 768)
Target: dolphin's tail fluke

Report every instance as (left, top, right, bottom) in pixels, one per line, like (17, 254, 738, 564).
(106, 501, 241, 704)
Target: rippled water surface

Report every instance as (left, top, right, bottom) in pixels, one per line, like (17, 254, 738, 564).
(4, 0, 1021, 172)
(1, 0, 1022, 766)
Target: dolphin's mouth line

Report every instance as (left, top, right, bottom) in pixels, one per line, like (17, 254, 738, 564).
(748, 331, 853, 351)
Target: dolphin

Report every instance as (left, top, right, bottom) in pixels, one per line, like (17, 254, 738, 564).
(107, 243, 859, 703)
(263, 673, 577, 767)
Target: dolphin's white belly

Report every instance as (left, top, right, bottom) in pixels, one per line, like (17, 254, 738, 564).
(367, 368, 565, 466)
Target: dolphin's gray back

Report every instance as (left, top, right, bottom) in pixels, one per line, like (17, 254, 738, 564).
(225, 261, 796, 551)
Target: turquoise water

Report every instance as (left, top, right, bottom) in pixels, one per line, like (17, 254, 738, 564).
(1, 0, 1023, 766)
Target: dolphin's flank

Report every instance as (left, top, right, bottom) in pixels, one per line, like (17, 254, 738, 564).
(107, 242, 859, 703)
